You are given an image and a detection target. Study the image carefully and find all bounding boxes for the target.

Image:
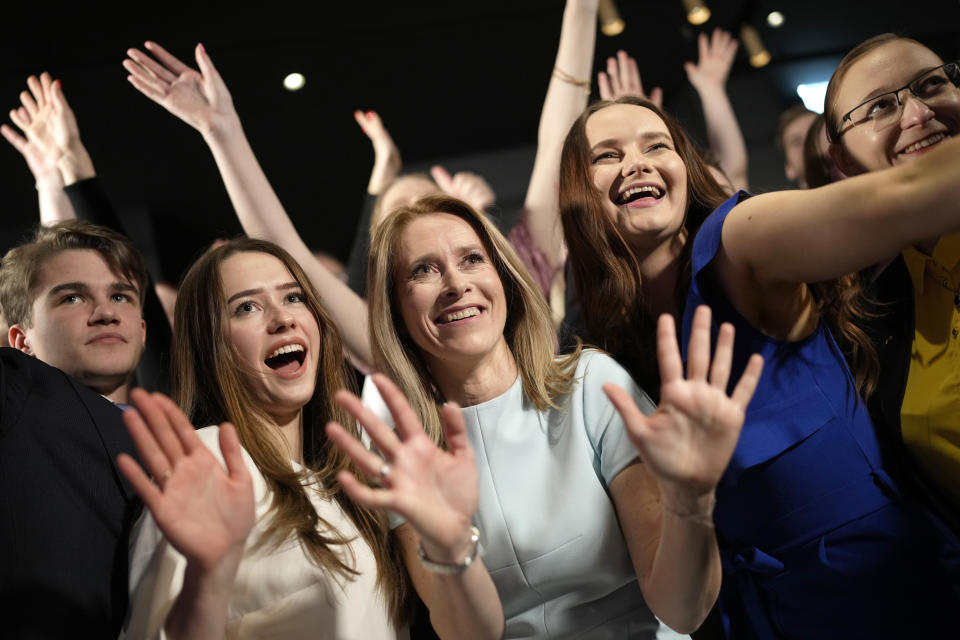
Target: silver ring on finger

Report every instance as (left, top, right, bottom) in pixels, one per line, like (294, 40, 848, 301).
(378, 463, 391, 482)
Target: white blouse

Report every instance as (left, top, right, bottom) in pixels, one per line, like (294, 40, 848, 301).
(122, 425, 406, 640)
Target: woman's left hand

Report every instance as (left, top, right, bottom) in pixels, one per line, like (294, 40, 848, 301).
(604, 305, 762, 503)
(326, 374, 479, 562)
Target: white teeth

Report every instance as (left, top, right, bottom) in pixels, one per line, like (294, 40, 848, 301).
(903, 132, 948, 154)
(267, 343, 304, 359)
(618, 185, 663, 203)
(441, 307, 480, 323)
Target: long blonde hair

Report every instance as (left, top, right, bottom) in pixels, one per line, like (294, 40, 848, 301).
(367, 195, 582, 444)
(172, 238, 408, 623)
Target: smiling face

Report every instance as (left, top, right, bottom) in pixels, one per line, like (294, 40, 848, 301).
(394, 213, 510, 371)
(12, 249, 145, 400)
(220, 251, 321, 425)
(585, 103, 689, 253)
(833, 40, 960, 173)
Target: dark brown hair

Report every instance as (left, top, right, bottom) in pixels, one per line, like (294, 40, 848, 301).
(172, 237, 409, 623)
(558, 97, 729, 392)
(776, 104, 816, 150)
(0, 220, 149, 327)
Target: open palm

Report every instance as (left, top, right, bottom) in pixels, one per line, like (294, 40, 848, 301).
(605, 306, 762, 496)
(326, 374, 479, 555)
(123, 41, 236, 134)
(117, 390, 254, 572)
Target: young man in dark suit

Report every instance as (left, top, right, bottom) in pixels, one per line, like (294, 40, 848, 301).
(0, 220, 148, 638)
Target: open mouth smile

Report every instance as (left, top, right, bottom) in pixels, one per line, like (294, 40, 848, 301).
(435, 306, 483, 325)
(264, 343, 306, 375)
(899, 132, 950, 155)
(616, 184, 665, 206)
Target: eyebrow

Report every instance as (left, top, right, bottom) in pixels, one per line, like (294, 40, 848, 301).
(590, 131, 671, 153)
(47, 281, 139, 298)
(226, 281, 301, 304)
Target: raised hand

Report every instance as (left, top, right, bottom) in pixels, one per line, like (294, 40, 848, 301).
(684, 29, 739, 93)
(123, 41, 237, 135)
(604, 306, 762, 505)
(354, 109, 402, 195)
(326, 374, 479, 561)
(3, 73, 63, 182)
(430, 166, 496, 213)
(117, 389, 255, 573)
(598, 50, 663, 107)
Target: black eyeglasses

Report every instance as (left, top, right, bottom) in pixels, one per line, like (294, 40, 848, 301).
(834, 61, 960, 139)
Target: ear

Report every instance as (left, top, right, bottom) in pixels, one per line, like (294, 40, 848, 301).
(9, 324, 33, 355)
(140, 317, 147, 346)
(829, 143, 864, 177)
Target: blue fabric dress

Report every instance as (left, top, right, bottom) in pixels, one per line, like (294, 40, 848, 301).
(681, 193, 960, 639)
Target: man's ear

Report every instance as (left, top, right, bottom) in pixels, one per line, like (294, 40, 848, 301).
(9, 324, 33, 355)
(829, 143, 864, 177)
(784, 161, 797, 182)
(141, 317, 147, 345)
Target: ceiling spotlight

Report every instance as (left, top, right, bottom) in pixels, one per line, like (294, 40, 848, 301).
(766, 11, 785, 28)
(283, 73, 305, 91)
(682, 0, 711, 26)
(598, 0, 625, 36)
(740, 24, 771, 68)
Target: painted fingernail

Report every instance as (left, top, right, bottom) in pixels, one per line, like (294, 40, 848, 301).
(198, 42, 206, 52)
(366, 111, 374, 118)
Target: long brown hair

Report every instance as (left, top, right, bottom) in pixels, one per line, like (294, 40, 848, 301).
(559, 97, 729, 393)
(367, 195, 582, 444)
(172, 237, 408, 623)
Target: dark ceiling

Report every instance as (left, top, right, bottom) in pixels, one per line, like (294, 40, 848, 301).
(3, 1, 960, 281)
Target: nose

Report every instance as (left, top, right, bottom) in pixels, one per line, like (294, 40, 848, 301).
(621, 147, 653, 178)
(89, 298, 120, 325)
(442, 269, 471, 298)
(900, 92, 936, 129)
(268, 308, 296, 333)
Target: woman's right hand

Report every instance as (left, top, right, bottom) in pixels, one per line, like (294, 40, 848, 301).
(354, 109, 402, 195)
(123, 41, 238, 137)
(326, 374, 480, 562)
(117, 389, 255, 574)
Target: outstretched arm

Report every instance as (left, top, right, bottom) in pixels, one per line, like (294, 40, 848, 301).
(118, 390, 255, 640)
(2, 73, 79, 224)
(123, 42, 374, 369)
(684, 29, 749, 191)
(605, 306, 762, 632)
(354, 109, 402, 196)
(522, 0, 599, 276)
(326, 376, 503, 640)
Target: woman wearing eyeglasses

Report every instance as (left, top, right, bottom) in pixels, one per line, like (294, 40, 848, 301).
(558, 32, 960, 639)
(824, 35, 960, 536)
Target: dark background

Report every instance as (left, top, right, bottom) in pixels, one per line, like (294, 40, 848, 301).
(3, 0, 959, 283)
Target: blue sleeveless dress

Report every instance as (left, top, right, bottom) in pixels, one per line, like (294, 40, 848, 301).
(681, 193, 960, 639)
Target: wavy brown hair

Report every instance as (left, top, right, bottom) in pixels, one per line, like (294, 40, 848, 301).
(559, 97, 729, 393)
(367, 195, 582, 444)
(172, 238, 408, 624)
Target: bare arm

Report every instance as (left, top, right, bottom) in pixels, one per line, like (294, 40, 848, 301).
(123, 42, 374, 369)
(523, 0, 599, 275)
(2, 73, 77, 224)
(604, 308, 762, 632)
(326, 376, 504, 639)
(118, 390, 255, 640)
(685, 29, 749, 191)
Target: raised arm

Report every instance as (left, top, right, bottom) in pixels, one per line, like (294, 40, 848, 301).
(326, 376, 503, 640)
(118, 390, 255, 640)
(684, 29, 749, 191)
(3, 73, 78, 224)
(522, 0, 599, 276)
(123, 42, 374, 369)
(604, 306, 762, 632)
(354, 109, 402, 196)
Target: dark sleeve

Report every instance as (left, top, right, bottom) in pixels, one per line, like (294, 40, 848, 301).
(64, 178, 171, 394)
(346, 193, 377, 297)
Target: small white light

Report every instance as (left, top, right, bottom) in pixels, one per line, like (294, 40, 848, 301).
(796, 81, 829, 114)
(283, 73, 305, 91)
(766, 11, 785, 28)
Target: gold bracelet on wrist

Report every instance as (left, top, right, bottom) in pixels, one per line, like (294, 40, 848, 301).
(417, 526, 484, 574)
(552, 67, 591, 95)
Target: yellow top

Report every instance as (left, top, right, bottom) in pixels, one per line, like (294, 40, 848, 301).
(900, 233, 960, 512)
